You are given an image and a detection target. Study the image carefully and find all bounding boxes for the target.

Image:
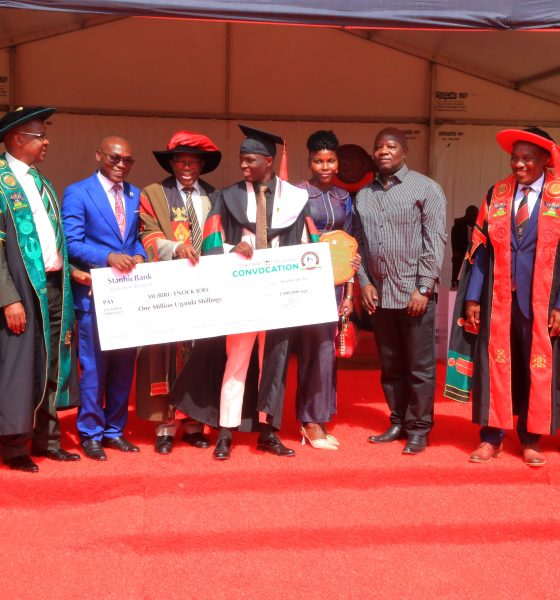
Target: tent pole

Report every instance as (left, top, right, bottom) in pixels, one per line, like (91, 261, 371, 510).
(428, 61, 436, 178)
(224, 23, 231, 115)
(8, 45, 15, 110)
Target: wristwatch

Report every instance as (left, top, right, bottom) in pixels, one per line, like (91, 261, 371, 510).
(418, 286, 432, 297)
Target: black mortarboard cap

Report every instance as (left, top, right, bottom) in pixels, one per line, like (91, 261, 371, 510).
(239, 124, 284, 157)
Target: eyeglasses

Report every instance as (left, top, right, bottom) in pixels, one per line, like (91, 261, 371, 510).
(98, 149, 135, 166)
(171, 157, 203, 167)
(18, 131, 47, 141)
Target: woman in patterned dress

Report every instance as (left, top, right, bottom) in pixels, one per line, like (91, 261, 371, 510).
(295, 130, 359, 449)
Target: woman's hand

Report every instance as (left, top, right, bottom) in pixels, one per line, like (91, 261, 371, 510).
(339, 297, 354, 316)
(350, 253, 361, 272)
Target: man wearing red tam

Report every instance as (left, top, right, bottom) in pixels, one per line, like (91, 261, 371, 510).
(136, 130, 221, 454)
(446, 127, 560, 467)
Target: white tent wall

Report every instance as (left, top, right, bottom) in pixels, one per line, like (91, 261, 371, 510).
(434, 65, 560, 122)
(1, 15, 560, 291)
(36, 113, 428, 197)
(2, 17, 432, 186)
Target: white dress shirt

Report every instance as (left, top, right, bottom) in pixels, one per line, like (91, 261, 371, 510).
(6, 152, 62, 271)
(514, 173, 544, 218)
(97, 171, 126, 215)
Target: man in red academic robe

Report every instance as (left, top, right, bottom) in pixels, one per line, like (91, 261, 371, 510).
(445, 127, 560, 467)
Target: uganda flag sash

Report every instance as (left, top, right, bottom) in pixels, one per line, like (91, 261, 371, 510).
(444, 258, 477, 403)
(202, 214, 225, 255)
(444, 186, 492, 403)
(305, 216, 320, 243)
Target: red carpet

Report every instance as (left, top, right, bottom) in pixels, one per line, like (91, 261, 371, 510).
(2, 353, 560, 599)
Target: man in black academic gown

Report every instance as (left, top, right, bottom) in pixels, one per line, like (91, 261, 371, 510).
(451, 205, 478, 287)
(0, 107, 80, 472)
(185, 125, 318, 460)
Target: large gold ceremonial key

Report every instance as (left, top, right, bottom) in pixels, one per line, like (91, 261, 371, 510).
(319, 230, 358, 285)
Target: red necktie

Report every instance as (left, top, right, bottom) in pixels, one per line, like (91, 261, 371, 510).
(113, 184, 126, 238)
(516, 186, 531, 240)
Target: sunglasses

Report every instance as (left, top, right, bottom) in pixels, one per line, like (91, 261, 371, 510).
(18, 131, 48, 141)
(98, 149, 135, 166)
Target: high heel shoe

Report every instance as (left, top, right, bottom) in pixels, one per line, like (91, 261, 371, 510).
(320, 424, 340, 447)
(299, 427, 338, 450)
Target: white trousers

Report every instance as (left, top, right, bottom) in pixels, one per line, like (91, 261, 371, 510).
(219, 331, 265, 428)
(155, 417, 203, 437)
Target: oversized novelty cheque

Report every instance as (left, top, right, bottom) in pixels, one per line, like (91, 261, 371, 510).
(91, 243, 339, 350)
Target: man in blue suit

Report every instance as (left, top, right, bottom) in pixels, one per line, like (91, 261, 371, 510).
(459, 128, 560, 467)
(62, 136, 146, 460)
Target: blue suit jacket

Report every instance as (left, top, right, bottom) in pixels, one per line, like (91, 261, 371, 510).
(62, 172, 147, 312)
(509, 196, 541, 318)
(467, 184, 560, 319)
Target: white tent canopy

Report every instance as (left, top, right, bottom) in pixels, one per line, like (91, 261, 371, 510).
(1, 7, 560, 286)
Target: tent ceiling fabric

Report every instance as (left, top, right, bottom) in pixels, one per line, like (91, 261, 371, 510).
(1, 0, 560, 30)
(3, 8, 560, 106)
(357, 30, 560, 103)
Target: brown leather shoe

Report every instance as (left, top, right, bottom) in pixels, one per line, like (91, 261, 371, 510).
(469, 441, 503, 463)
(522, 445, 546, 467)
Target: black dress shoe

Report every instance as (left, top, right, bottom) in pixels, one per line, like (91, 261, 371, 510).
(155, 435, 174, 454)
(182, 431, 210, 448)
(402, 434, 428, 455)
(368, 425, 406, 444)
(81, 439, 107, 461)
(213, 436, 232, 460)
(102, 436, 140, 452)
(33, 448, 81, 461)
(6, 454, 39, 473)
(256, 433, 295, 457)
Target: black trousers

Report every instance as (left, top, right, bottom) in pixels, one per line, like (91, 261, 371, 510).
(374, 300, 436, 436)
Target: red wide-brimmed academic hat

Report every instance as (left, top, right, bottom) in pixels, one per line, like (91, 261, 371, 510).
(0, 106, 55, 142)
(496, 127, 560, 172)
(153, 130, 222, 175)
(239, 124, 288, 180)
